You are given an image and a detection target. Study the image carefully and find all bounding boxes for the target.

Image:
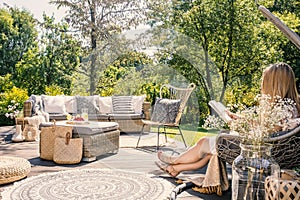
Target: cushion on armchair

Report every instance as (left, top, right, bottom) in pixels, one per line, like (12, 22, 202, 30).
(151, 98, 181, 124)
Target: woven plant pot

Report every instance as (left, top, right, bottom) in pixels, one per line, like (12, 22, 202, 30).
(265, 170, 300, 200)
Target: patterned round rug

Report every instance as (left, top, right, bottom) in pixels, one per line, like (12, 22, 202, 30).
(2, 168, 173, 200)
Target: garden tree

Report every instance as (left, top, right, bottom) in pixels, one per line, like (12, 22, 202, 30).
(96, 51, 153, 96)
(0, 74, 14, 93)
(265, 0, 300, 91)
(146, 0, 299, 104)
(159, 0, 268, 101)
(14, 15, 82, 95)
(51, 0, 147, 95)
(0, 7, 38, 76)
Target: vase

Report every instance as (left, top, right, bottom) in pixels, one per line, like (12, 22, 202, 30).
(231, 143, 280, 200)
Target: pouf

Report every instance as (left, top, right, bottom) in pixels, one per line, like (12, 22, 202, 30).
(0, 156, 31, 185)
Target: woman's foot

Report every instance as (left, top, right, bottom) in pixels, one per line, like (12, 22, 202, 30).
(157, 150, 175, 164)
(155, 161, 179, 177)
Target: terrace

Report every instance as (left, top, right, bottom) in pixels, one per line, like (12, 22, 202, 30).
(0, 125, 231, 200)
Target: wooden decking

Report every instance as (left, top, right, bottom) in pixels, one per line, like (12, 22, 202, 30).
(0, 126, 231, 200)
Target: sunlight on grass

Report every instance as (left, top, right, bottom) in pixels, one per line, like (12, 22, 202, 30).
(151, 127, 218, 146)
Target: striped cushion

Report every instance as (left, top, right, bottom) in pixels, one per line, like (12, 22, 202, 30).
(112, 96, 135, 114)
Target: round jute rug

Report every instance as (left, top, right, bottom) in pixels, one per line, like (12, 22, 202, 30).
(2, 168, 173, 200)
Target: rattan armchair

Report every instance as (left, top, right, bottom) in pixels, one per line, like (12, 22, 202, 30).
(216, 125, 300, 169)
(136, 83, 196, 150)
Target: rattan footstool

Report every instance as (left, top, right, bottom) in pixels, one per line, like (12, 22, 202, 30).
(0, 156, 31, 185)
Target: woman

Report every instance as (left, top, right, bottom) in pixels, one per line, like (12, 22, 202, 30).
(156, 62, 300, 177)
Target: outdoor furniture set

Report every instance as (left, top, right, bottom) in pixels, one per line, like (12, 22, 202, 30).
(22, 94, 151, 133)
(18, 94, 150, 163)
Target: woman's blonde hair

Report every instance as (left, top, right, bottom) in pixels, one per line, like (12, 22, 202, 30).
(261, 62, 300, 113)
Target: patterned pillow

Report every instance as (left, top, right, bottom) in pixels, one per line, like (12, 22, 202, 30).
(151, 98, 181, 124)
(76, 96, 100, 114)
(112, 96, 135, 114)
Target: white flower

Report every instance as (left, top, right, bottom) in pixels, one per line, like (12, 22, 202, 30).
(5, 101, 21, 119)
(229, 94, 295, 144)
(203, 115, 226, 130)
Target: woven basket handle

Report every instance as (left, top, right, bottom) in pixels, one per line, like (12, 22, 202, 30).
(52, 120, 56, 132)
(65, 132, 71, 145)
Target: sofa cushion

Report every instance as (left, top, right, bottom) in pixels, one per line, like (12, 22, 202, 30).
(112, 96, 135, 114)
(76, 96, 100, 114)
(49, 113, 68, 121)
(88, 114, 110, 121)
(42, 95, 67, 114)
(64, 96, 77, 114)
(109, 113, 144, 120)
(99, 96, 113, 114)
(151, 98, 181, 124)
(132, 95, 146, 114)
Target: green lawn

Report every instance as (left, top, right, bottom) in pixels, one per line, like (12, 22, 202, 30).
(152, 126, 218, 146)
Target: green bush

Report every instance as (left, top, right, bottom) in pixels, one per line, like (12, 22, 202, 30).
(0, 86, 28, 125)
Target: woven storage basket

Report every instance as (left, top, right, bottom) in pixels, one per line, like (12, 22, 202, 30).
(265, 170, 300, 200)
(40, 123, 73, 161)
(53, 132, 83, 164)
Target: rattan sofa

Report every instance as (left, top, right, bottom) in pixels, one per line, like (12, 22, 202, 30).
(23, 95, 151, 133)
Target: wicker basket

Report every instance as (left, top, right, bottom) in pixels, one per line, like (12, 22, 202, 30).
(53, 132, 83, 164)
(265, 170, 300, 200)
(40, 124, 73, 161)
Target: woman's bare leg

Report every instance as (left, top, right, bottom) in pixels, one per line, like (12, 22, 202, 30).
(164, 137, 211, 164)
(165, 154, 212, 177)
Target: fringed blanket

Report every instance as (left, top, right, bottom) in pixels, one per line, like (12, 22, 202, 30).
(179, 154, 229, 196)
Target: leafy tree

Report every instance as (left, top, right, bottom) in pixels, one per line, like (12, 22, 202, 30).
(0, 7, 38, 76)
(14, 15, 82, 95)
(0, 74, 14, 92)
(96, 51, 153, 96)
(51, 0, 147, 95)
(261, 0, 300, 91)
(146, 0, 300, 108)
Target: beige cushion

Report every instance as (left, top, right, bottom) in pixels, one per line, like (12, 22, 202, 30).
(132, 95, 146, 114)
(42, 95, 67, 114)
(64, 96, 77, 114)
(99, 96, 112, 114)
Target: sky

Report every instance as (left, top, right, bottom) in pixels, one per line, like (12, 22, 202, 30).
(0, 0, 67, 22)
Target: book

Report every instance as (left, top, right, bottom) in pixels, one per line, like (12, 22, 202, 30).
(208, 100, 232, 123)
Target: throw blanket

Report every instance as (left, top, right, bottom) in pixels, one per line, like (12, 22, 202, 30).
(180, 154, 229, 196)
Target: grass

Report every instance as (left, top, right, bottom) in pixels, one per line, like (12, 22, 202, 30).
(152, 126, 218, 146)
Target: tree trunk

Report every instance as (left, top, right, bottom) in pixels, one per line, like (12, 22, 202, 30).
(89, 1, 97, 95)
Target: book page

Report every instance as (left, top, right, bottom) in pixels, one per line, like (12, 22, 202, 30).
(208, 100, 232, 123)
